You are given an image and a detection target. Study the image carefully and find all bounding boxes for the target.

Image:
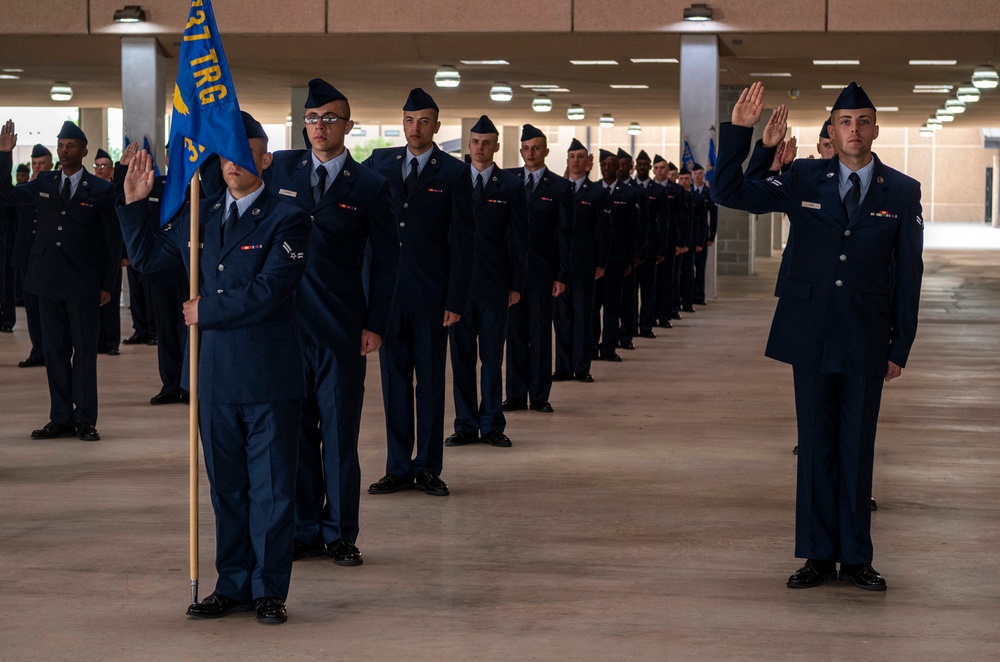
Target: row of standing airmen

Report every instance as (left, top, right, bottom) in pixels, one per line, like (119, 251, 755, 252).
(0, 80, 717, 623)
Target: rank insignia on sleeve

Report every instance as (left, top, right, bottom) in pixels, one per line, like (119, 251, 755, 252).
(282, 241, 304, 260)
(766, 177, 782, 187)
(916, 215, 924, 228)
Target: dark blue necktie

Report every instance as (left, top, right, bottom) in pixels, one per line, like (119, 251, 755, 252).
(223, 201, 239, 242)
(844, 172, 861, 220)
(60, 177, 71, 208)
(313, 165, 327, 205)
(474, 173, 484, 204)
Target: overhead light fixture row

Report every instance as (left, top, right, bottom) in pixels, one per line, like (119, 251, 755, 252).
(909, 60, 957, 66)
(570, 60, 618, 66)
(813, 60, 860, 66)
(531, 95, 552, 113)
(567, 105, 585, 121)
(599, 114, 615, 128)
(630, 58, 678, 64)
(627, 123, 642, 136)
(113, 5, 147, 23)
(459, 60, 509, 65)
(956, 84, 980, 102)
(609, 84, 649, 89)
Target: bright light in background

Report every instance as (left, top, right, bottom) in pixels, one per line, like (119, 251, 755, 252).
(107, 107, 123, 159)
(0, 106, 79, 165)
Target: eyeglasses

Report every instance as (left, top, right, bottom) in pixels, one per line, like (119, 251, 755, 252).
(303, 113, 348, 125)
(93, 163, 112, 170)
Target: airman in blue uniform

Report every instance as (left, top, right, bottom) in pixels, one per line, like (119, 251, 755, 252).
(118, 112, 311, 623)
(363, 89, 476, 497)
(713, 82, 923, 592)
(269, 79, 399, 565)
(1, 121, 121, 441)
(446, 115, 529, 449)
(631, 150, 667, 338)
(553, 139, 610, 383)
(502, 124, 573, 413)
(651, 156, 690, 329)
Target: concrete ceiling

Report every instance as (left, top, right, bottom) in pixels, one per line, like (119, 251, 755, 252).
(0, 31, 997, 130)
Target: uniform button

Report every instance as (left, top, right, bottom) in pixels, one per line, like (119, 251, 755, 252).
(399, 222, 405, 228)
(844, 229, 851, 236)
(217, 289, 224, 294)
(56, 241, 62, 247)
(57, 226, 63, 231)
(835, 279, 843, 287)
(403, 203, 409, 209)
(61, 211, 67, 216)
(217, 264, 224, 271)
(839, 254, 847, 262)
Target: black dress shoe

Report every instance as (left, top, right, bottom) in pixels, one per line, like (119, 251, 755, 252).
(368, 473, 414, 494)
(18, 356, 45, 368)
(445, 430, 478, 447)
(575, 372, 594, 383)
(150, 392, 185, 405)
(670, 312, 683, 320)
(786, 559, 838, 588)
(254, 597, 287, 624)
(186, 593, 252, 619)
(870, 497, 878, 511)
(693, 299, 708, 306)
(638, 330, 656, 338)
(530, 401, 554, 413)
(0, 325, 12, 333)
(292, 539, 326, 561)
(839, 563, 887, 591)
(76, 423, 101, 442)
(31, 422, 76, 439)
(551, 371, 574, 382)
(501, 398, 528, 412)
(414, 470, 449, 496)
(681, 306, 696, 313)
(122, 333, 148, 345)
(599, 351, 622, 362)
(482, 430, 513, 447)
(618, 340, 635, 350)
(101, 347, 120, 356)
(145, 336, 158, 346)
(655, 320, 673, 329)
(180, 391, 190, 404)
(326, 539, 363, 567)
(792, 445, 799, 455)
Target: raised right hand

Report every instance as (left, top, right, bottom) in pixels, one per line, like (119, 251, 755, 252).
(123, 149, 156, 204)
(732, 82, 766, 128)
(0, 120, 17, 153)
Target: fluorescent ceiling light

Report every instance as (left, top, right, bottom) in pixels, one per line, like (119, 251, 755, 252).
(545, 88, 571, 93)
(570, 60, 618, 66)
(3, 68, 24, 73)
(944, 99, 966, 113)
(567, 104, 585, 120)
(876, 106, 899, 112)
(913, 84, 953, 89)
(813, 60, 859, 65)
(531, 95, 552, 113)
(50, 83, 73, 101)
(599, 114, 614, 128)
(630, 58, 678, 64)
(609, 84, 649, 89)
(919, 129, 933, 137)
(751, 72, 792, 77)
(956, 85, 981, 102)
(0, 74, 19, 80)
(909, 60, 957, 66)
(972, 65, 999, 89)
(821, 84, 847, 89)
(459, 60, 509, 65)
(520, 84, 560, 89)
(627, 123, 642, 136)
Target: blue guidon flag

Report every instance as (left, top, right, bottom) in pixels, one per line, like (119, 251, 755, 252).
(160, 0, 256, 225)
(681, 138, 695, 172)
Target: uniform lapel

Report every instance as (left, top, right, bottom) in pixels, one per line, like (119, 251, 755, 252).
(201, 198, 226, 267)
(316, 154, 357, 212)
(293, 152, 313, 201)
(533, 171, 551, 203)
(818, 157, 847, 227)
(411, 145, 442, 200)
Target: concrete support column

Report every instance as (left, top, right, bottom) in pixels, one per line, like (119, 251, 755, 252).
(680, 34, 719, 297)
(121, 38, 165, 167)
(755, 209, 774, 258)
(992, 153, 999, 229)
(290, 87, 308, 151)
(78, 108, 108, 154)
(500, 125, 520, 170)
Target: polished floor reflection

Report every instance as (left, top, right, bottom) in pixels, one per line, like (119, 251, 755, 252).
(1, 237, 998, 660)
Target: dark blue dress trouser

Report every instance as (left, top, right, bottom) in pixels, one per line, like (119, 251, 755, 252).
(379, 310, 448, 478)
(38, 293, 100, 426)
(295, 345, 365, 547)
(554, 273, 596, 375)
(792, 366, 884, 565)
(200, 398, 301, 602)
(506, 287, 555, 404)
(450, 297, 508, 435)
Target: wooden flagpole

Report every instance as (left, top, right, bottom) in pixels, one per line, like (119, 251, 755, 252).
(188, 173, 201, 605)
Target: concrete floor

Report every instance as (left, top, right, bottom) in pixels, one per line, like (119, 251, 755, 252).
(1, 232, 998, 660)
